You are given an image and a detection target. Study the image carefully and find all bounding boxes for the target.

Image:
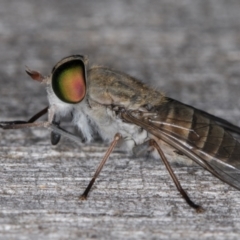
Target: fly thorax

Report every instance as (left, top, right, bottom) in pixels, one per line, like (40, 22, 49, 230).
(78, 99, 149, 151)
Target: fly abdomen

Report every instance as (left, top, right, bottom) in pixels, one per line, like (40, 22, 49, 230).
(137, 98, 240, 167)
(161, 99, 240, 168)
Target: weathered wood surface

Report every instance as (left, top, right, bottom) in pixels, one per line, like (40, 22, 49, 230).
(0, 0, 240, 239)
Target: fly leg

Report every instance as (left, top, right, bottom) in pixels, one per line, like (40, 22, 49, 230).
(0, 107, 84, 146)
(80, 133, 122, 200)
(150, 139, 204, 213)
(0, 121, 84, 146)
(51, 114, 61, 145)
(0, 106, 48, 127)
(0, 106, 61, 145)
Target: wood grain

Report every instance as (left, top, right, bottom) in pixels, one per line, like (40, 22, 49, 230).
(0, 0, 240, 239)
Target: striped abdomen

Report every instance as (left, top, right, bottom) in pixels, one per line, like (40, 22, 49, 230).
(128, 98, 240, 170)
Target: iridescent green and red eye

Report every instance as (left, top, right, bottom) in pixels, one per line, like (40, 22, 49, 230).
(52, 57, 86, 104)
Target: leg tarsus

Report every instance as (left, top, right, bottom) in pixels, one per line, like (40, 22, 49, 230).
(80, 178, 96, 200)
(79, 133, 122, 200)
(0, 107, 48, 129)
(149, 139, 203, 212)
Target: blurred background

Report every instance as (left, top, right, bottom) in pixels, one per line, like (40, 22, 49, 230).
(0, 1, 240, 239)
(0, 0, 240, 124)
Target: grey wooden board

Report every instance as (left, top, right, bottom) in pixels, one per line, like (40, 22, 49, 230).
(0, 0, 240, 239)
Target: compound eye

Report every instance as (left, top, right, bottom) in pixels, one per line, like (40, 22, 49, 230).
(52, 59, 86, 103)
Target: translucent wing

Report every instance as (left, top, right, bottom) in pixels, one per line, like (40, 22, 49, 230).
(176, 99, 240, 135)
(121, 98, 240, 190)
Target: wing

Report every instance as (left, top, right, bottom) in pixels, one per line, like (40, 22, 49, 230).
(121, 98, 240, 190)
(173, 98, 240, 135)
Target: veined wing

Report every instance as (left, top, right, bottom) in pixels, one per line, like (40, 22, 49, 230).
(121, 98, 240, 190)
(171, 98, 240, 135)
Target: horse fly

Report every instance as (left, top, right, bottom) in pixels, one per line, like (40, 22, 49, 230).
(1, 55, 240, 212)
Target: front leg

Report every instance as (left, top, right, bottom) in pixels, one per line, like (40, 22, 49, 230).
(0, 106, 84, 146)
(0, 106, 50, 132)
(51, 114, 61, 145)
(0, 106, 48, 129)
